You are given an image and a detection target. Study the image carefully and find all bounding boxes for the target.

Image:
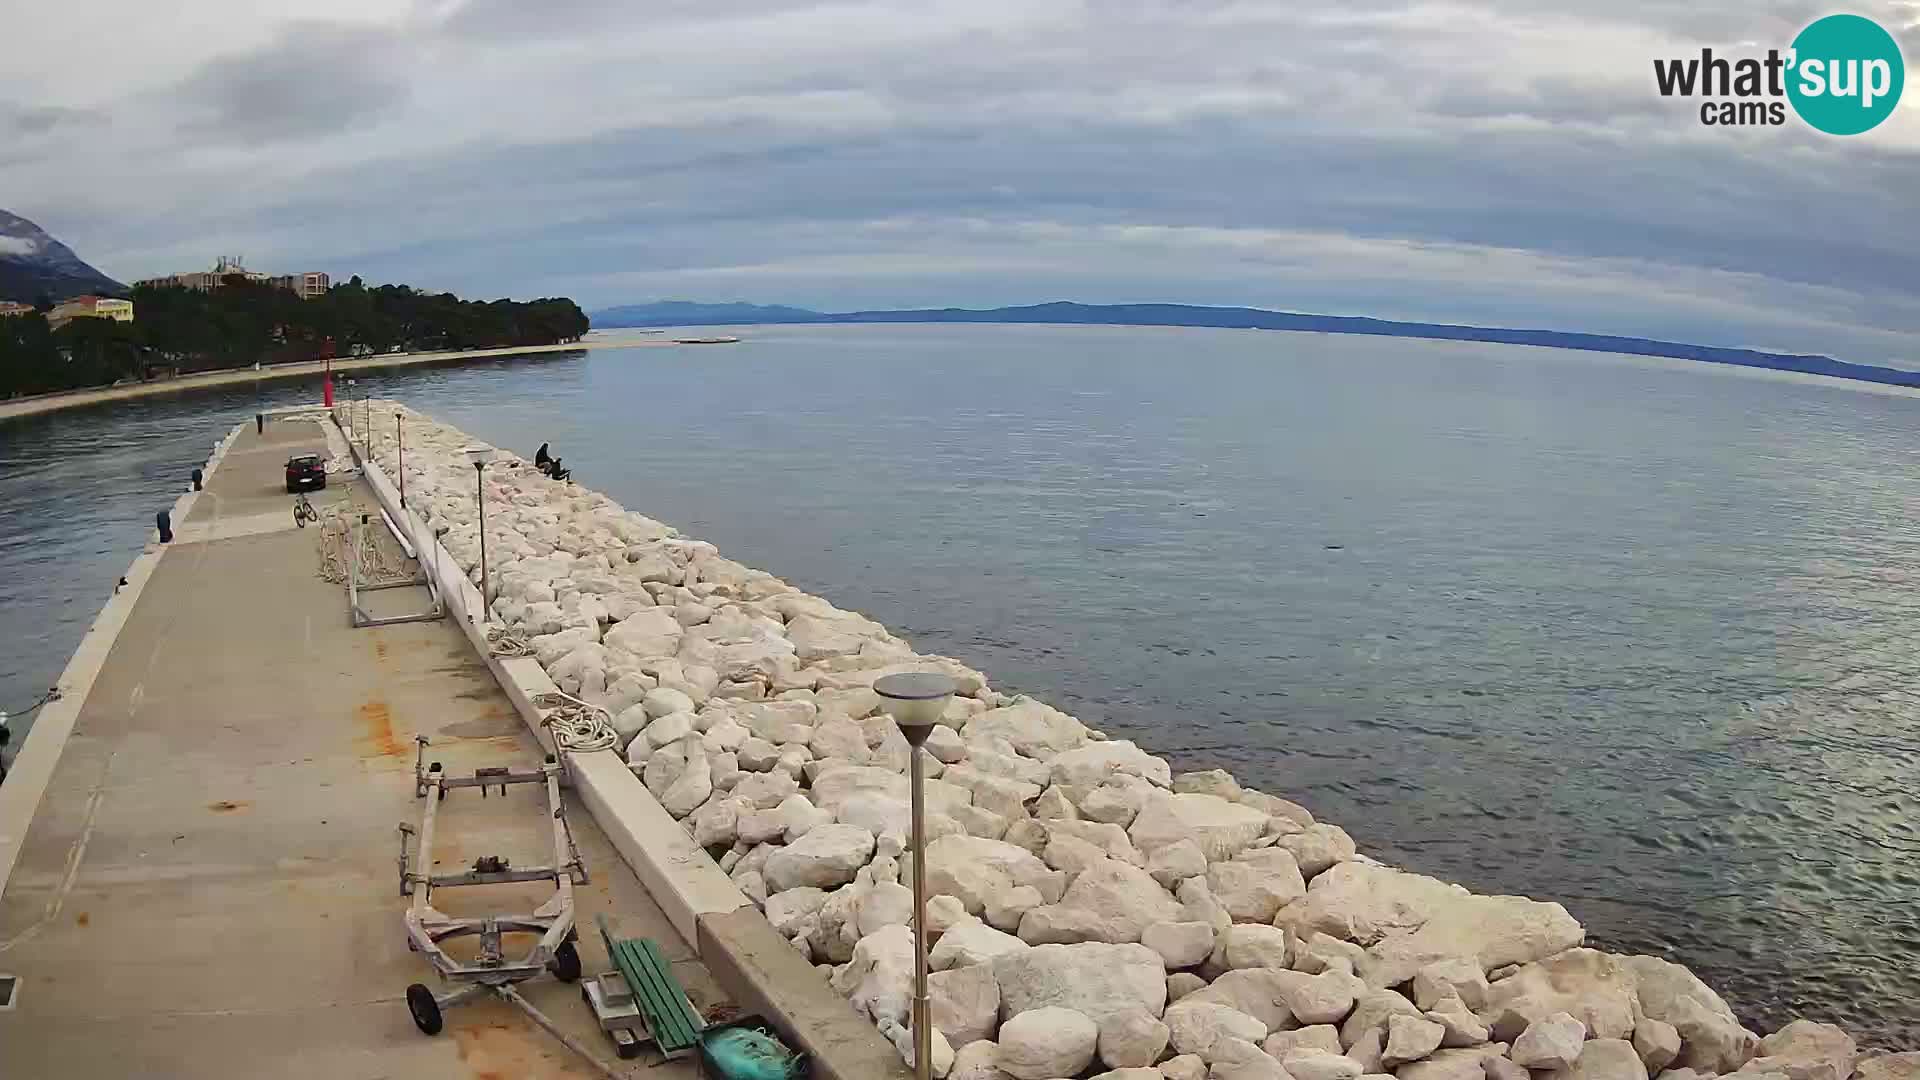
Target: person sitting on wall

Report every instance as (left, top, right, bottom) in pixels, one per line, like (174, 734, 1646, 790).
(534, 442, 552, 470)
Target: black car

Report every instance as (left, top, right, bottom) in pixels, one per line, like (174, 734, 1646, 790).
(286, 453, 327, 492)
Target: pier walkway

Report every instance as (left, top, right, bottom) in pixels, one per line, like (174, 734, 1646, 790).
(0, 421, 716, 1078)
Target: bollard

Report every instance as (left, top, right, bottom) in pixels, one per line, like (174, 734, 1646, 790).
(256, 412, 265, 434)
(191, 467, 203, 491)
(156, 510, 173, 544)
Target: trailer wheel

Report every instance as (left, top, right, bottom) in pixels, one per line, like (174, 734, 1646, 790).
(550, 941, 582, 983)
(406, 983, 443, 1035)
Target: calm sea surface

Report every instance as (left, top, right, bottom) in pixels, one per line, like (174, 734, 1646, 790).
(4, 324, 1919, 1042)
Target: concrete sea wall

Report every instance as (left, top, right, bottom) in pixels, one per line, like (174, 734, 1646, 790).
(348, 399, 1910, 1080)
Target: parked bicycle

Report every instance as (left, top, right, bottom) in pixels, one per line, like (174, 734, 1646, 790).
(292, 492, 319, 528)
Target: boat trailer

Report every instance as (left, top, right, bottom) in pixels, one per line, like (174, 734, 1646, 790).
(396, 735, 621, 1077)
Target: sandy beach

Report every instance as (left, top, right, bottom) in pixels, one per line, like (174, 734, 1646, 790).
(0, 337, 690, 423)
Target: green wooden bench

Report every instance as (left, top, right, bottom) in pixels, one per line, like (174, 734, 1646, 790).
(596, 914, 703, 1060)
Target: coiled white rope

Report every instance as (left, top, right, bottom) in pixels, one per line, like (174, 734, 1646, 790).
(315, 507, 415, 586)
(534, 690, 618, 754)
(486, 626, 535, 657)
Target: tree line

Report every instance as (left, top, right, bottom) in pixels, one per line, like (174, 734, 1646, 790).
(0, 275, 590, 397)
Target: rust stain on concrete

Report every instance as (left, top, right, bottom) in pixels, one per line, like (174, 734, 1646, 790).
(75, 911, 90, 927)
(373, 636, 389, 661)
(208, 799, 250, 813)
(356, 699, 406, 758)
(453, 1020, 586, 1078)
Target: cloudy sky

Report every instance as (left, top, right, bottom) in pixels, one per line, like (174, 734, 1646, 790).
(2, 1, 1916, 361)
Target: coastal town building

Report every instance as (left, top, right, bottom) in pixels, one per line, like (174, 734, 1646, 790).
(135, 258, 330, 299)
(0, 301, 33, 318)
(267, 270, 331, 299)
(47, 295, 134, 328)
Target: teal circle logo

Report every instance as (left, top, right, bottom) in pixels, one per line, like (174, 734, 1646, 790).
(1787, 14, 1905, 135)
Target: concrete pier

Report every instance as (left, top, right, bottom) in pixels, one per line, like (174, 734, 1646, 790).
(0, 421, 717, 1078)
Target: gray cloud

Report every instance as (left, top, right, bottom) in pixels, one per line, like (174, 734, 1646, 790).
(0, 1, 1912, 363)
(174, 21, 409, 145)
(5, 104, 106, 136)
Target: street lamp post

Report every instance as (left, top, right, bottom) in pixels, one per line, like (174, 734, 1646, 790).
(464, 446, 496, 616)
(344, 378, 357, 438)
(874, 671, 957, 1080)
(396, 413, 405, 507)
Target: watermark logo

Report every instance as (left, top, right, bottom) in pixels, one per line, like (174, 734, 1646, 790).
(1653, 13, 1905, 134)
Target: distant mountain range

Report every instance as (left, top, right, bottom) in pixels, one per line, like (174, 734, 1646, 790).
(0, 209, 125, 303)
(591, 299, 1919, 390)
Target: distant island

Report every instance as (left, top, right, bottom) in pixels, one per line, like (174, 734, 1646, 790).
(592, 299, 1920, 391)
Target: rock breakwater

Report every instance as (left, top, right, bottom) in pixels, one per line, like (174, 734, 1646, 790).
(356, 402, 1909, 1080)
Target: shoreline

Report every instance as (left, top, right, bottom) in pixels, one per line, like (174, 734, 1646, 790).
(359, 397, 1892, 1075)
(0, 338, 686, 423)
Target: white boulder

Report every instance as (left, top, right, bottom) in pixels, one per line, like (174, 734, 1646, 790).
(643, 685, 695, 718)
(779, 793, 834, 841)
(1856, 1055, 1920, 1080)
(1098, 1009, 1172, 1070)
(1181, 968, 1298, 1031)
(949, 1040, 1010, 1080)
(1295, 932, 1367, 977)
(1163, 1000, 1268, 1061)
(1149, 838, 1211, 888)
(661, 748, 712, 816)
(1049, 740, 1172, 797)
(1223, 924, 1293, 971)
(964, 697, 1090, 759)
(765, 887, 828, 937)
(831, 924, 916, 1025)
(985, 886, 1043, 932)
(762, 823, 874, 892)
(1274, 862, 1583, 988)
(1402, 1048, 1506, 1080)
(1739, 1020, 1856, 1080)
(880, 1016, 955, 1078)
(1142, 920, 1215, 969)
(1018, 858, 1185, 944)
(997, 1006, 1098, 1080)
(1549, 1040, 1651, 1080)
(1412, 958, 1491, 1010)
(1207, 853, 1307, 922)
(922, 834, 1058, 915)
(1173, 769, 1241, 800)
(1635, 1020, 1682, 1075)
(1513, 1012, 1588, 1071)
(1285, 1051, 1367, 1080)
(1382, 1013, 1446, 1067)
(931, 962, 1002, 1048)
(856, 881, 916, 936)
(1265, 1026, 1346, 1059)
(604, 608, 683, 658)
(1128, 793, 1269, 862)
(1275, 823, 1358, 878)
(992, 942, 1169, 1022)
(1162, 1054, 1208, 1080)
(643, 710, 696, 750)
(744, 700, 816, 745)
(932, 921, 1030, 971)
(1619, 954, 1758, 1074)
(1482, 949, 1639, 1042)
